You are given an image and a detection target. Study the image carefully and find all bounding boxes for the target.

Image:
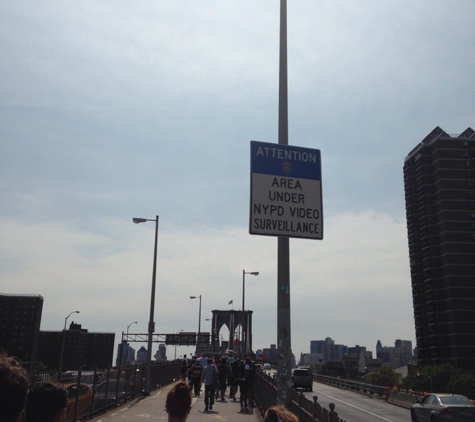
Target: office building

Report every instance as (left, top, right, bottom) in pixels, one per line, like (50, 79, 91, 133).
(136, 346, 147, 363)
(117, 340, 135, 366)
(376, 339, 413, 368)
(155, 343, 166, 362)
(38, 322, 115, 370)
(403, 126, 475, 370)
(0, 294, 43, 364)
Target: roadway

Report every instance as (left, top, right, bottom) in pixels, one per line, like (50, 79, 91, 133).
(91, 373, 411, 422)
(262, 369, 411, 422)
(304, 380, 411, 422)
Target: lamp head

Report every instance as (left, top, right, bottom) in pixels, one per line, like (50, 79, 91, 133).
(250, 272, 259, 276)
(133, 218, 147, 224)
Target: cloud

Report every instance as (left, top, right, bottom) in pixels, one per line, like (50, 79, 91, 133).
(1, 0, 473, 362)
(0, 208, 414, 355)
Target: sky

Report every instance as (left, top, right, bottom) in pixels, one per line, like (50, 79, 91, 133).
(1, 1, 474, 362)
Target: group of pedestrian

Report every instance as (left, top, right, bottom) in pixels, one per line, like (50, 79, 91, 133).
(2, 350, 300, 422)
(180, 351, 257, 413)
(165, 379, 299, 422)
(1, 352, 68, 422)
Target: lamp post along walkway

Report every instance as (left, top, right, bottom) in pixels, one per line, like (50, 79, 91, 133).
(133, 215, 159, 395)
(242, 270, 259, 356)
(190, 295, 202, 355)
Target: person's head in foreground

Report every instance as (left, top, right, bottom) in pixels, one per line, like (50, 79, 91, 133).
(0, 353, 30, 422)
(26, 381, 68, 422)
(166, 382, 192, 422)
(264, 406, 299, 422)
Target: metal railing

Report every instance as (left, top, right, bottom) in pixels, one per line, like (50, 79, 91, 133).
(313, 373, 421, 409)
(314, 374, 386, 397)
(30, 360, 181, 422)
(253, 370, 346, 422)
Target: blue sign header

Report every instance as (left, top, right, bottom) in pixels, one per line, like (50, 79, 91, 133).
(251, 141, 321, 180)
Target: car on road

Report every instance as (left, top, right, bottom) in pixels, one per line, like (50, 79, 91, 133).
(65, 382, 93, 421)
(263, 363, 272, 371)
(94, 379, 128, 412)
(411, 393, 475, 422)
(291, 367, 313, 392)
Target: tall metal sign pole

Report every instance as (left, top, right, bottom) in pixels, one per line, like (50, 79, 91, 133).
(277, 0, 291, 407)
(249, 0, 323, 408)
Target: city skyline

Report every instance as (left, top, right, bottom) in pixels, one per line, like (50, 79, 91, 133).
(1, 2, 474, 360)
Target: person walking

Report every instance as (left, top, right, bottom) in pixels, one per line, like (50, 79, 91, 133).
(190, 359, 203, 397)
(236, 359, 249, 412)
(201, 358, 218, 412)
(165, 382, 192, 422)
(244, 356, 256, 413)
(228, 358, 239, 401)
(217, 357, 228, 401)
(181, 355, 189, 382)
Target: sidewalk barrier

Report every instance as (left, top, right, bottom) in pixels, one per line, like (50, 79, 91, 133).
(314, 373, 422, 410)
(31, 360, 181, 422)
(253, 370, 346, 422)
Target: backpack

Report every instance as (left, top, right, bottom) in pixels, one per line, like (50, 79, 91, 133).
(182, 358, 188, 368)
(236, 361, 245, 378)
(246, 361, 256, 379)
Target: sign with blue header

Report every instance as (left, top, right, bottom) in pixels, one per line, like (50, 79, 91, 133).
(250, 141, 323, 240)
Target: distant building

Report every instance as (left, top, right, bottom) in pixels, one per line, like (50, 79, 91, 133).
(300, 352, 323, 367)
(310, 340, 325, 354)
(137, 346, 147, 363)
(376, 339, 413, 369)
(0, 294, 43, 364)
(310, 338, 348, 364)
(262, 344, 277, 363)
(0, 293, 115, 371)
(38, 322, 115, 370)
(404, 127, 475, 370)
(347, 345, 369, 373)
(117, 340, 135, 366)
(155, 344, 166, 362)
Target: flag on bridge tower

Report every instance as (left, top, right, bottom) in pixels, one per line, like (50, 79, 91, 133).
(228, 300, 233, 305)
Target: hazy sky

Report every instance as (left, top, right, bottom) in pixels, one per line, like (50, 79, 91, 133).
(1, 1, 474, 361)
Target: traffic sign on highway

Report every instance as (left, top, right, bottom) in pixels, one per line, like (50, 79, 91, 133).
(250, 141, 323, 240)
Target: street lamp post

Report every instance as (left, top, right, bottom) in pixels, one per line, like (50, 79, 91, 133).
(190, 295, 202, 355)
(175, 330, 183, 360)
(59, 310, 80, 372)
(242, 270, 259, 356)
(127, 321, 138, 337)
(133, 215, 159, 395)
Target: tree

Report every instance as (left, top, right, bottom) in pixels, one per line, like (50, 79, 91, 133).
(402, 365, 475, 398)
(366, 366, 401, 387)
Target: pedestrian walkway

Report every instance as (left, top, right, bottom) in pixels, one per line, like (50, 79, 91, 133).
(92, 382, 262, 422)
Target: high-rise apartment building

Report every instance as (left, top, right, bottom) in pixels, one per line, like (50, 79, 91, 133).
(116, 340, 136, 366)
(403, 126, 475, 370)
(38, 322, 115, 370)
(0, 294, 43, 364)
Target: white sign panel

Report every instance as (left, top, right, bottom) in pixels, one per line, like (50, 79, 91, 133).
(250, 141, 323, 240)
